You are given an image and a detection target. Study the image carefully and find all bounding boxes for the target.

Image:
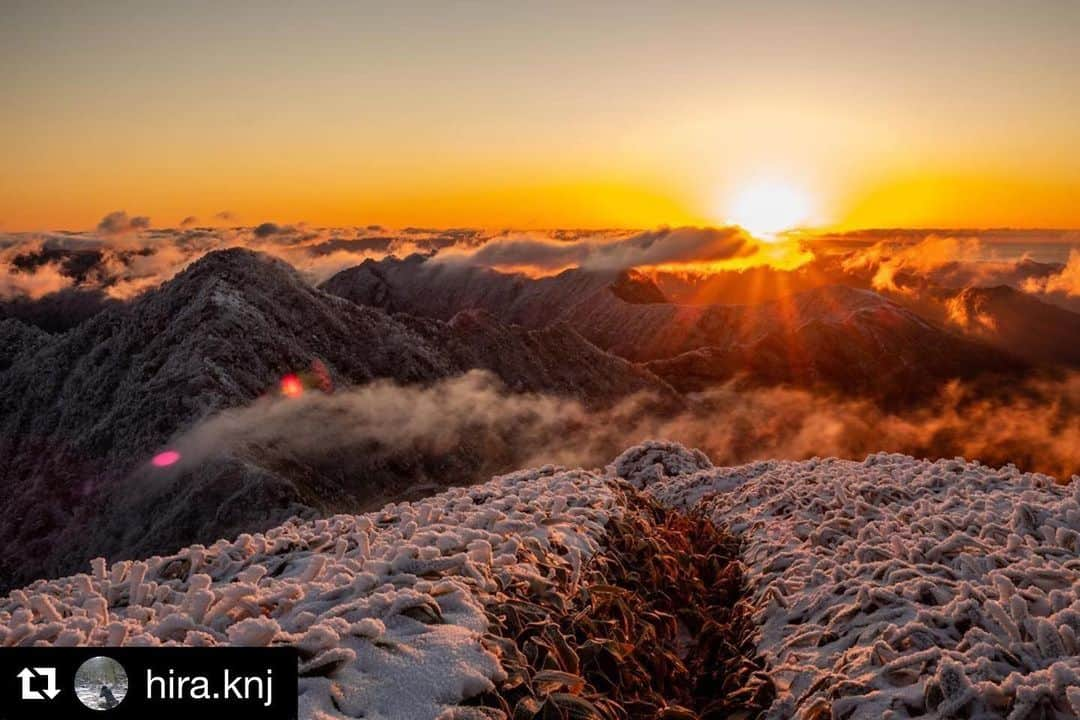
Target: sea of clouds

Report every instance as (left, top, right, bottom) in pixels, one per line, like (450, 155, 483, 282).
(3, 212, 1077, 307)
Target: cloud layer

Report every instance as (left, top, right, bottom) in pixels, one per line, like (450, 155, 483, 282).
(160, 369, 1080, 486)
(434, 226, 772, 273)
(2, 218, 1076, 322)
(1023, 249, 1080, 297)
(829, 232, 1080, 313)
(841, 235, 984, 294)
(0, 218, 807, 302)
(0, 212, 493, 301)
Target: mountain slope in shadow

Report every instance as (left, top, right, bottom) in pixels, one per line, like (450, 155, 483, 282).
(0, 248, 671, 590)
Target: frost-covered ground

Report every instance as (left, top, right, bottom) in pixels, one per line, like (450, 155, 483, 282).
(0, 465, 617, 719)
(643, 447, 1080, 719)
(1, 443, 1078, 719)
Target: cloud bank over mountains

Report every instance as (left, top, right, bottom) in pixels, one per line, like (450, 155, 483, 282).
(433, 226, 769, 273)
(838, 233, 1079, 296)
(0, 220, 796, 302)
(0, 214, 476, 300)
(1024, 249, 1080, 297)
(166, 368, 1080, 485)
(1, 212, 1077, 315)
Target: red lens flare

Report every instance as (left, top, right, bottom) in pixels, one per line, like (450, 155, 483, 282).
(280, 374, 304, 398)
(152, 450, 181, 467)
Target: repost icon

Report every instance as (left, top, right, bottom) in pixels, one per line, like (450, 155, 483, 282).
(17, 666, 60, 701)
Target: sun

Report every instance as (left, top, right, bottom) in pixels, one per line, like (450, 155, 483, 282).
(726, 180, 813, 238)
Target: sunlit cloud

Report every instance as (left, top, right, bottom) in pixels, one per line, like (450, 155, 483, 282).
(0, 222, 1072, 310)
(0, 220, 491, 301)
(434, 226, 813, 275)
(841, 235, 983, 294)
(944, 293, 998, 334)
(1023, 249, 1080, 297)
(0, 259, 73, 299)
(830, 232, 1080, 314)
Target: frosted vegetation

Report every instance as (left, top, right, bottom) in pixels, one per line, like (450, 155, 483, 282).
(1, 443, 1078, 719)
(645, 446, 1080, 719)
(0, 464, 616, 719)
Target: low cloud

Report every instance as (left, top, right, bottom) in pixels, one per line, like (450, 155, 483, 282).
(0, 223, 486, 303)
(0, 224, 667, 304)
(434, 226, 802, 274)
(0, 258, 72, 299)
(1023, 249, 1080, 297)
(1, 222, 1072, 315)
(841, 235, 983, 294)
(103, 241, 198, 299)
(833, 231, 1077, 291)
(161, 369, 1080, 487)
(833, 233, 1080, 316)
(0, 234, 197, 301)
(944, 293, 998, 334)
(167, 370, 582, 472)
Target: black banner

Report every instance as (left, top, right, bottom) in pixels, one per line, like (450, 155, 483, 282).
(0, 647, 297, 719)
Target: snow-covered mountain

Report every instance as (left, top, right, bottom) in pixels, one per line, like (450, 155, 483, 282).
(0, 248, 672, 591)
(2, 444, 1077, 719)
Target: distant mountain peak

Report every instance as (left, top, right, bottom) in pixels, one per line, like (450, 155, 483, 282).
(166, 247, 300, 288)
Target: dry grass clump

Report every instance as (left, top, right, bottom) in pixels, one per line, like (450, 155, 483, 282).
(469, 482, 773, 720)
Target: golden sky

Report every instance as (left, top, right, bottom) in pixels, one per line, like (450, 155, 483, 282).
(2, 1, 1079, 231)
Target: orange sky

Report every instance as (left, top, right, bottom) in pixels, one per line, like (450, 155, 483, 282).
(2, 2, 1079, 232)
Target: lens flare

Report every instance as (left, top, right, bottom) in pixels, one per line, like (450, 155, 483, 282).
(151, 450, 181, 467)
(281, 374, 304, 398)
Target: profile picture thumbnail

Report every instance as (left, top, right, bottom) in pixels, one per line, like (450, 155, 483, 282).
(74, 656, 128, 711)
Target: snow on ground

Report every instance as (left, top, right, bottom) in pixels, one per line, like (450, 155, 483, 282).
(639, 448, 1080, 719)
(0, 465, 617, 720)
(2, 443, 1078, 719)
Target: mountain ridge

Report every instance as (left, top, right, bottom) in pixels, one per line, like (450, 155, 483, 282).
(0, 248, 672, 590)
(322, 255, 1027, 399)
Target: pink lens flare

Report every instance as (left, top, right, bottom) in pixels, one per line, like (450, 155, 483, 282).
(151, 450, 181, 467)
(280, 373, 304, 398)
